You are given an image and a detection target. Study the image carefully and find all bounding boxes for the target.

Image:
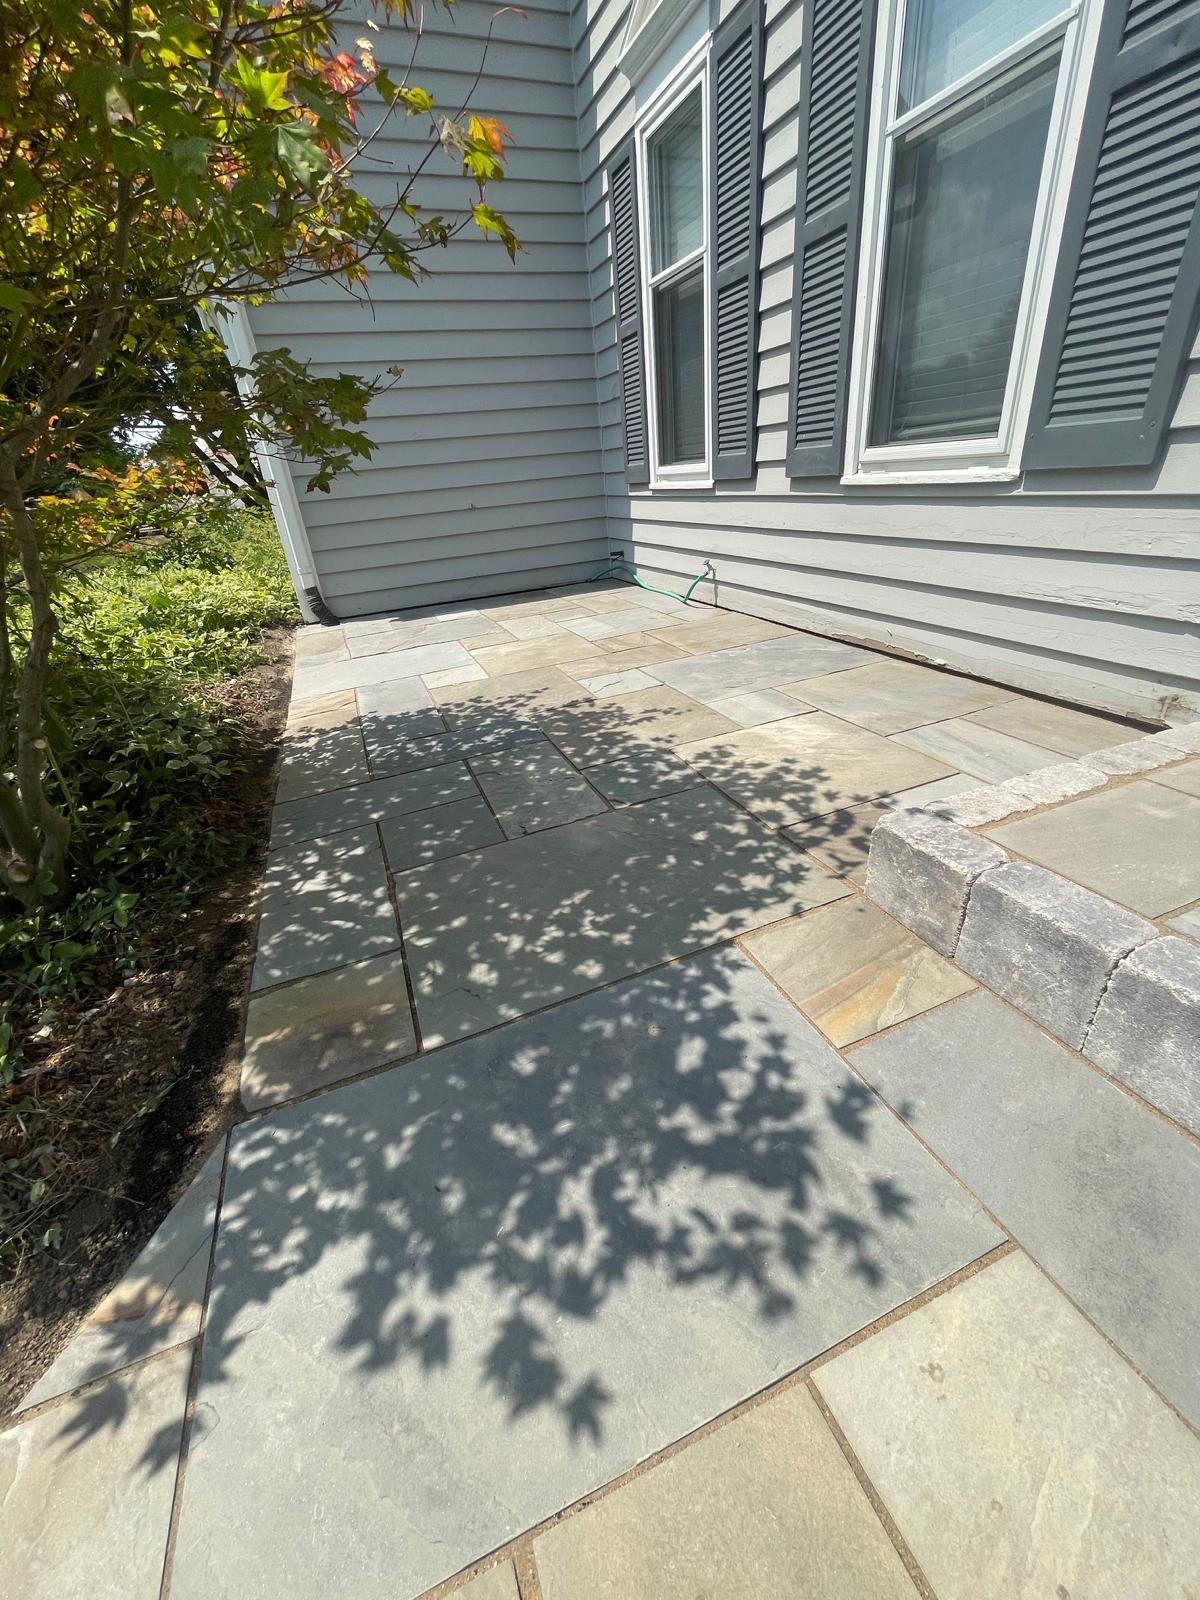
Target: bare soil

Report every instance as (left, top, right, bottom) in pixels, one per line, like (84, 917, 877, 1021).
(0, 630, 292, 1421)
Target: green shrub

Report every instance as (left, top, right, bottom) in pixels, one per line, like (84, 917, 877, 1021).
(1, 500, 297, 1260)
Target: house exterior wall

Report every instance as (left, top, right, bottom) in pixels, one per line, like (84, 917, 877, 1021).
(572, 0, 1200, 721)
(243, 0, 606, 617)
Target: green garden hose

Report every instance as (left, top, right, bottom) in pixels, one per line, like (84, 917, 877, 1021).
(587, 556, 714, 606)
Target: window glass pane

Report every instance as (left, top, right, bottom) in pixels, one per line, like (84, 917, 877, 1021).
(898, 0, 1063, 112)
(870, 54, 1057, 447)
(655, 267, 705, 464)
(648, 92, 703, 274)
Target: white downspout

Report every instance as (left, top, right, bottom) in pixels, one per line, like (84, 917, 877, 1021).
(209, 300, 325, 622)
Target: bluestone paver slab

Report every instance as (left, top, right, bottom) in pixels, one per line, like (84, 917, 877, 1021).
(534, 1383, 918, 1600)
(1152, 757, 1200, 797)
(892, 718, 1058, 782)
(646, 612, 789, 653)
(575, 666, 661, 697)
(276, 690, 368, 802)
(19, 1144, 223, 1409)
(423, 661, 488, 690)
(269, 762, 478, 849)
(578, 747, 700, 805)
(433, 666, 591, 729)
(742, 899, 975, 1046)
(252, 825, 399, 991)
(469, 739, 607, 837)
(783, 801, 887, 885)
(849, 991, 1200, 1425)
(455, 1564, 520, 1600)
(654, 634, 871, 702)
(965, 695, 1142, 757)
(394, 784, 850, 1043)
(1, 1348, 191, 1600)
(704, 686, 811, 726)
(541, 685, 738, 765)
(379, 795, 505, 873)
(467, 633, 600, 677)
(1168, 904, 1200, 939)
(560, 606, 691, 642)
(294, 624, 347, 660)
(292, 639, 473, 700)
(680, 713, 954, 827)
(241, 951, 417, 1110)
(346, 616, 509, 656)
(783, 659, 1014, 735)
(815, 1252, 1200, 1600)
(356, 678, 444, 758)
(987, 779, 1200, 916)
(559, 637, 693, 678)
(367, 719, 544, 778)
(170, 947, 999, 1600)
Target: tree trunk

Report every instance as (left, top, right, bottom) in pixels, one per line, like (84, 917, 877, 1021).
(0, 454, 71, 901)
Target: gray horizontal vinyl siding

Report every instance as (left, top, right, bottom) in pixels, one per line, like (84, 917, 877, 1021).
(572, 0, 1200, 721)
(245, 0, 605, 616)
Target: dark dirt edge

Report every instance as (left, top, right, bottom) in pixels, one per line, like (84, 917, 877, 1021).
(0, 628, 293, 1420)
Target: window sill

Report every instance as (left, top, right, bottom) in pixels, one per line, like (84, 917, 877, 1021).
(634, 478, 714, 493)
(841, 465, 1022, 486)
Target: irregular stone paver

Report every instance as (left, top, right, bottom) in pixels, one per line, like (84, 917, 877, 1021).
(1004, 758, 1107, 806)
(1, 1348, 191, 1600)
(742, 899, 975, 1047)
(1152, 757, 1200, 797)
(356, 678, 444, 758)
(579, 747, 699, 805)
(379, 794, 505, 873)
(892, 718, 1058, 782)
(241, 951, 417, 1110)
(1085, 937, 1200, 1134)
(866, 810, 1007, 956)
(18, 1145, 223, 1409)
(956, 862, 1156, 1048)
(276, 689, 368, 803)
(170, 947, 1000, 1600)
(849, 991, 1200, 1426)
(815, 1252, 1200, 1600)
(965, 695, 1142, 757)
(368, 720, 544, 779)
(252, 825, 399, 990)
(680, 713, 954, 828)
(394, 784, 850, 1044)
(269, 763, 478, 850)
(987, 780, 1200, 916)
(783, 659, 1014, 735)
(292, 639, 473, 700)
(655, 635, 871, 702)
(534, 1384, 918, 1600)
(1093, 731, 1191, 774)
(541, 685, 738, 765)
(469, 740, 607, 838)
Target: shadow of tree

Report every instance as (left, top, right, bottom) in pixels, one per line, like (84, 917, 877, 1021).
(39, 582, 996, 1598)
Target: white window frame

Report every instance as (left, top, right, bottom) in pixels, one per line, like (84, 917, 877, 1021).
(635, 39, 714, 490)
(842, 0, 1105, 485)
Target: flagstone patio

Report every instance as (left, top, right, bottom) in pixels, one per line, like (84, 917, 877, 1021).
(5, 578, 1198, 1600)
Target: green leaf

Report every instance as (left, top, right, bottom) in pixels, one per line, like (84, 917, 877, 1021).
(275, 124, 330, 193)
(0, 282, 32, 312)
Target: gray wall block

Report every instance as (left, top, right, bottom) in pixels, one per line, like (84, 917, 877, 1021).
(956, 861, 1157, 1048)
(865, 808, 1008, 956)
(1085, 936, 1200, 1135)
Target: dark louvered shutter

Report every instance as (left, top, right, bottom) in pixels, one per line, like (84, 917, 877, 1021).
(709, 0, 764, 480)
(785, 0, 879, 477)
(1024, 0, 1200, 468)
(608, 138, 650, 487)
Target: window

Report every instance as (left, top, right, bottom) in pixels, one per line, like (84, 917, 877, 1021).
(641, 76, 710, 479)
(847, 0, 1092, 479)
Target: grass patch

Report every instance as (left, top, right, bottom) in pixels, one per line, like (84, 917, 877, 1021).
(1, 503, 298, 1266)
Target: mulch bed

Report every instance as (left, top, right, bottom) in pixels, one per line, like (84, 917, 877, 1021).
(0, 629, 293, 1421)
